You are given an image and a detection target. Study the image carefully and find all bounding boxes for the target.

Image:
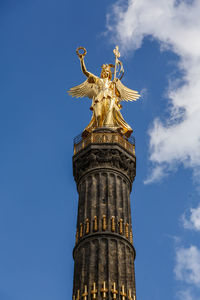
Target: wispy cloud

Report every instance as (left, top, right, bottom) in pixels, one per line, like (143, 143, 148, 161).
(107, 0, 200, 184)
(143, 164, 166, 184)
(175, 245, 200, 299)
(182, 205, 200, 231)
(177, 289, 196, 300)
(175, 245, 200, 286)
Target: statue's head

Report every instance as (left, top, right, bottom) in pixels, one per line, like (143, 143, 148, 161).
(101, 64, 112, 80)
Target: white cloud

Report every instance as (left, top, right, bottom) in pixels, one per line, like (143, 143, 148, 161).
(175, 245, 200, 286)
(177, 289, 196, 300)
(182, 205, 200, 231)
(143, 165, 166, 184)
(107, 0, 200, 183)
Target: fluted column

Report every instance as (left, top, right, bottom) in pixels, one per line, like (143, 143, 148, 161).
(72, 130, 136, 300)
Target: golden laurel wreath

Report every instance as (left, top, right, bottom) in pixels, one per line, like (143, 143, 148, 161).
(76, 47, 87, 58)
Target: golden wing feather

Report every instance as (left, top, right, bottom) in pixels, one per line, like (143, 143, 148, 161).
(68, 79, 96, 99)
(115, 78, 140, 102)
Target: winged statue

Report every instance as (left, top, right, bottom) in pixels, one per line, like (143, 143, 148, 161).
(68, 46, 140, 138)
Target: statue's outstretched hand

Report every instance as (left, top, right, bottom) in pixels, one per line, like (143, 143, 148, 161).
(76, 47, 87, 60)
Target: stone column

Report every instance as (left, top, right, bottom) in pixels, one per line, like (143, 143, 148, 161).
(72, 130, 136, 300)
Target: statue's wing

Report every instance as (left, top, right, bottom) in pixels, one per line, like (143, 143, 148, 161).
(115, 78, 140, 102)
(68, 77, 97, 99)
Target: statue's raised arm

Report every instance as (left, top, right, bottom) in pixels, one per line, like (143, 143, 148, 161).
(67, 47, 98, 100)
(76, 47, 93, 79)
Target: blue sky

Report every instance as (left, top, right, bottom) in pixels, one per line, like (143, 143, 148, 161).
(1, 1, 200, 300)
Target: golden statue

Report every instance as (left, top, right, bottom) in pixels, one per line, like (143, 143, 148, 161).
(68, 46, 140, 138)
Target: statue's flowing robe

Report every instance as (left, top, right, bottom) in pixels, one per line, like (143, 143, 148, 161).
(68, 76, 140, 138)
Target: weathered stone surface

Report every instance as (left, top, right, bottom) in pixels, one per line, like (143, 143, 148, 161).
(73, 144, 136, 185)
(72, 132, 136, 300)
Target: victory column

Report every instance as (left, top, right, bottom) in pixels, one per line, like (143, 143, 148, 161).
(68, 46, 140, 300)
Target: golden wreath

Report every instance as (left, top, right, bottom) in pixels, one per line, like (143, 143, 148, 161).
(76, 47, 87, 58)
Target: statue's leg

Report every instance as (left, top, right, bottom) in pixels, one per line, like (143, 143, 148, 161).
(93, 101, 102, 127)
(105, 109, 114, 126)
(102, 98, 115, 127)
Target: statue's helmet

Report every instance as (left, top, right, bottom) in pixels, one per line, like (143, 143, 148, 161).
(101, 64, 113, 80)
